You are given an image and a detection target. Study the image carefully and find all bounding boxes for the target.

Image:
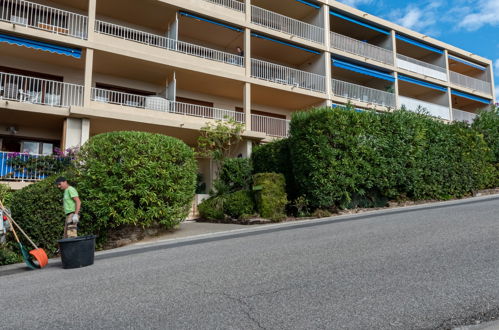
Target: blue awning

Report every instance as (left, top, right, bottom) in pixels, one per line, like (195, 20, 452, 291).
(330, 11, 390, 35)
(451, 90, 491, 104)
(448, 55, 486, 71)
(399, 75, 447, 92)
(0, 33, 81, 58)
(251, 33, 320, 54)
(179, 11, 243, 32)
(295, 0, 321, 9)
(332, 59, 395, 82)
(395, 34, 443, 54)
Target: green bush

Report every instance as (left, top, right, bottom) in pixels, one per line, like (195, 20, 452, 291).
(0, 183, 13, 207)
(0, 246, 21, 266)
(198, 196, 225, 221)
(218, 158, 253, 193)
(251, 139, 297, 199)
(288, 107, 495, 209)
(253, 173, 287, 221)
(76, 132, 197, 238)
(224, 190, 254, 219)
(9, 175, 67, 256)
(473, 106, 499, 186)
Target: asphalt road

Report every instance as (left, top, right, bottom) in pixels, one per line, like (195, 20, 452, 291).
(1, 196, 499, 330)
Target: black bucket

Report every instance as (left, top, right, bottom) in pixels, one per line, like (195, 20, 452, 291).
(58, 235, 96, 269)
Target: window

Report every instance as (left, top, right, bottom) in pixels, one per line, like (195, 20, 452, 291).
(21, 141, 53, 155)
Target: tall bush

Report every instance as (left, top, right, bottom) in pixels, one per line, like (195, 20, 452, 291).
(473, 106, 499, 186)
(218, 158, 253, 193)
(253, 173, 287, 221)
(76, 132, 197, 237)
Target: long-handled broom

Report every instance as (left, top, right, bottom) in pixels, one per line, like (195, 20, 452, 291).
(0, 200, 48, 269)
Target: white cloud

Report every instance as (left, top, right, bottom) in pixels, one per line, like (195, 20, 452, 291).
(388, 2, 444, 36)
(458, 0, 499, 31)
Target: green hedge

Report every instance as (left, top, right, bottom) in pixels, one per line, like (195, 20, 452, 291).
(218, 158, 253, 193)
(224, 190, 254, 219)
(287, 107, 495, 209)
(253, 173, 287, 221)
(198, 196, 225, 221)
(9, 174, 68, 256)
(76, 132, 197, 237)
(473, 106, 499, 186)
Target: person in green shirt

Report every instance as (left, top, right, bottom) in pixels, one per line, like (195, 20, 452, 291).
(55, 177, 81, 238)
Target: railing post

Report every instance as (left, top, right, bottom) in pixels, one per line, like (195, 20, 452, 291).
(83, 48, 94, 108)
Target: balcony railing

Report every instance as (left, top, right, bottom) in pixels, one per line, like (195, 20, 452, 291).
(251, 59, 326, 93)
(331, 79, 396, 108)
(95, 20, 244, 67)
(251, 114, 290, 138)
(399, 95, 450, 120)
(202, 0, 245, 12)
(0, 71, 84, 107)
(396, 55, 448, 81)
(91, 88, 245, 123)
(251, 6, 324, 44)
(452, 108, 477, 124)
(0, 152, 46, 181)
(0, 0, 88, 39)
(449, 71, 492, 95)
(330, 32, 394, 66)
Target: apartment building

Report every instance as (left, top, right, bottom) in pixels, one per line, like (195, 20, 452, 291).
(0, 0, 495, 187)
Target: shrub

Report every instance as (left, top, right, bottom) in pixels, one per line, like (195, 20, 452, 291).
(218, 158, 253, 193)
(473, 106, 499, 186)
(76, 132, 197, 238)
(198, 196, 225, 221)
(251, 139, 297, 199)
(0, 183, 13, 207)
(288, 107, 495, 209)
(253, 173, 287, 221)
(0, 246, 21, 266)
(224, 190, 254, 219)
(9, 175, 67, 256)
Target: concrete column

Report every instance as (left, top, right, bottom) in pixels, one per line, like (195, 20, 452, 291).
(244, 28, 251, 77)
(391, 30, 397, 67)
(393, 71, 400, 109)
(322, 4, 330, 49)
(83, 48, 94, 107)
(243, 82, 251, 131)
(447, 87, 453, 121)
(489, 65, 496, 101)
(443, 50, 451, 84)
(324, 52, 332, 103)
(87, 0, 96, 41)
(236, 140, 253, 158)
(63, 118, 90, 150)
(245, 0, 251, 22)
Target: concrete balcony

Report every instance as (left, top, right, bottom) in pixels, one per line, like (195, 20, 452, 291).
(0, 0, 88, 39)
(91, 88, 245, 124)
(399, 95, 450, 120)
(449, 71, 492, 95)
(330, 32, 394, 66)
(396, 54, 447, 81)
(94, 20, 244, 67)
(331, 79, 396, 108)
(251, 114, 289, 138)
(0, 71, 84, 107)
(251, 5, 324, 44)
(251, 58, 326, 93)
(202, 0, 245, 12)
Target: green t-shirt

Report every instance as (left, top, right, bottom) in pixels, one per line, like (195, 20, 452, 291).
(63, 186, 79, 215)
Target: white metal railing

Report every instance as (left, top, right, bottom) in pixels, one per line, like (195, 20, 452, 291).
(202, 0, 245, 12)
(251, 5, 324, 44)
(91, 88, 245, 123)
(0, 151, 45, 181)
(0, 0, 88, 39)
(450, 71, 492, 95)
(399, 96, 451, 120)
(95, 20, 244, 67)
(251, 114, 290, 138)
(330, 32, 394, 65)
(331, 79, 396, 108)
(0, 71, 84, 107)
(396, 54, 447, 81)
(251, 58, 326, 93)
(452, 108, 477, 124)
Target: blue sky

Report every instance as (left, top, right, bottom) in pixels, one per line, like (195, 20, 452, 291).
(336, 0, 499, 101)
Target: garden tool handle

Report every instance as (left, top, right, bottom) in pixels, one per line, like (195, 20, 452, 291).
(0, 201, 39, 249)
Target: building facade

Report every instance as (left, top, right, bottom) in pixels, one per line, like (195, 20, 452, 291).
(0, 0, 496, 187)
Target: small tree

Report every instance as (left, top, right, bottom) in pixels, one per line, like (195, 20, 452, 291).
(197, 117, 245, 168)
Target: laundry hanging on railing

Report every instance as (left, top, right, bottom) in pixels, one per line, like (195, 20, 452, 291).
(332, 59, 395, 82)
(0, 33, 81, 58)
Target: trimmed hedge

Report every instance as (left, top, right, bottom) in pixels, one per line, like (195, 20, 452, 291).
(76, 132, 197, 237)
(253, 173, 287, 221)
(198, 196, 225, 221)
(473, 106, 499, 186)
(224, 190, 254, 219)
(287, 107, 495, 209)
(218, 158, 253, 193)
(9, 174, 67, 255)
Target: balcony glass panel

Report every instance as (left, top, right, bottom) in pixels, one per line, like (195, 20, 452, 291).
(449, 71, 492, 95)
(396, 54, 447, 81)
